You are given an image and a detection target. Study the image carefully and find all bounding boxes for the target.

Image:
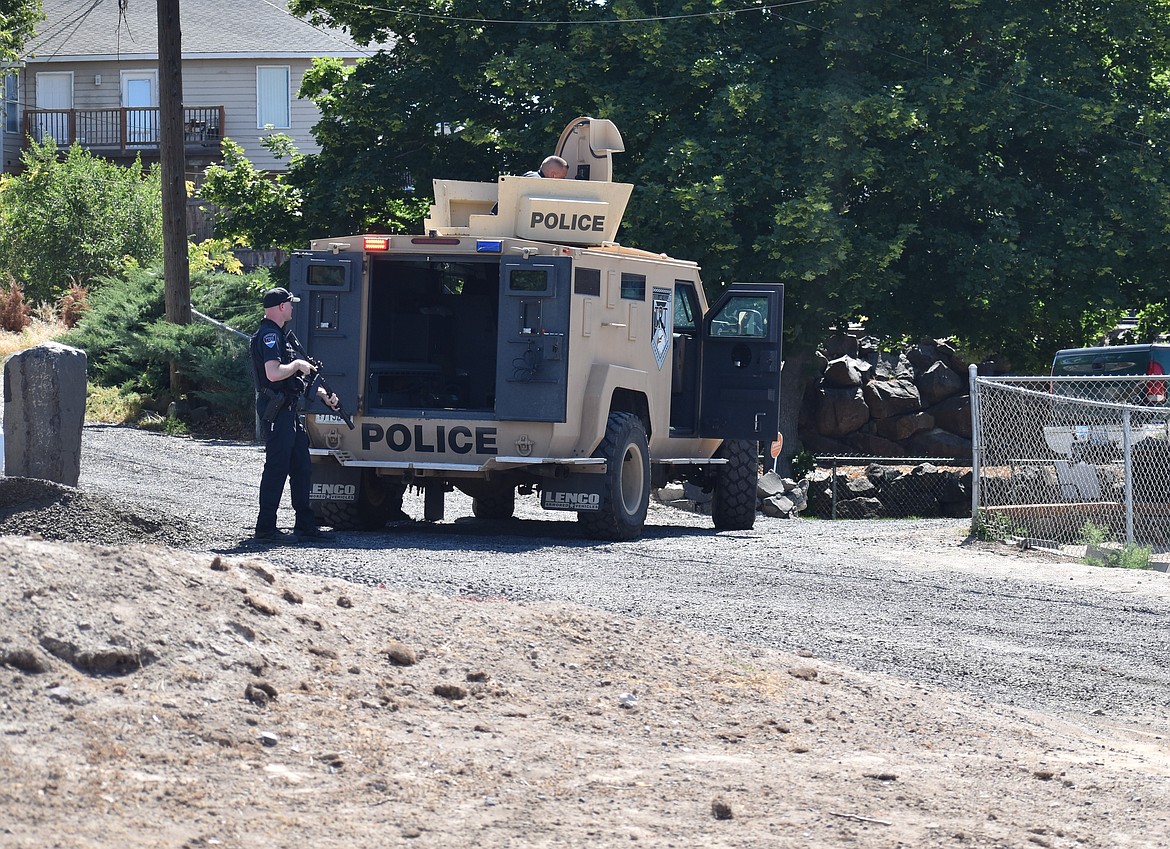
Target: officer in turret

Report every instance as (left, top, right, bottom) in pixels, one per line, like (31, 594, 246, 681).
(524, 155, 570, 178)
(250, 287, 339, 544)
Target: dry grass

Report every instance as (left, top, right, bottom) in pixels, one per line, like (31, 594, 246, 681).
(0, 318, 66, 360)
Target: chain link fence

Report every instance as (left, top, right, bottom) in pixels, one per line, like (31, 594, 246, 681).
(806, 457, 971, 520)
(971, 373, 1170, 550)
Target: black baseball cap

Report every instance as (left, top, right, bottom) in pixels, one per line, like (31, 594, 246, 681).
(263, 287, 300, 308)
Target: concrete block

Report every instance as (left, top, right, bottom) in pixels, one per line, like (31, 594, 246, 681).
(3, 343, 88, 486)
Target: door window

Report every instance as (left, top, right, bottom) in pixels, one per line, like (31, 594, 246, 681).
(709, 295, 770, 337)
(121, 71, 158, 144)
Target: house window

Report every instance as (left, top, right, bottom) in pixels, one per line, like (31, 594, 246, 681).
(3, 71, 17, 134)
(256, 66, 290, 129)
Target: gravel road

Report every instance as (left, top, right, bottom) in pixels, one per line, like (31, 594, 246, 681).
(77, 423, 1170, 729)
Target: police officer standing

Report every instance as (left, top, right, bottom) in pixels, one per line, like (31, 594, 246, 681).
(250, 287, 339, 543)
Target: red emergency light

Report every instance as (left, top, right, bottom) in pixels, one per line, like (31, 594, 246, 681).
(364, 237, 390, 252)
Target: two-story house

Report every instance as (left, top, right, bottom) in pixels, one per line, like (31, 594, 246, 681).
(2, 0, 366, 176)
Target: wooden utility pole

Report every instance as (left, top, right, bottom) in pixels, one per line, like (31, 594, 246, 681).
(157, 0, 191, 390)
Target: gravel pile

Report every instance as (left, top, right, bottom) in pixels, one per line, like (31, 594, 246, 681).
(0, 476, 204, 548)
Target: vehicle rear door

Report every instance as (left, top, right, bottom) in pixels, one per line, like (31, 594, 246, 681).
(698, 284, 784, 440)
(289, 250, 364, 415)
(494, 255, 572, 421)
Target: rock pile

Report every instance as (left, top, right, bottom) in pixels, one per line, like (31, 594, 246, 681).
(654, 462, 970, 522)
(798, 334, 1003, 462)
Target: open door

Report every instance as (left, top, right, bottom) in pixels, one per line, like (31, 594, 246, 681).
(698, 284, 784, 440)
(289, 250, 364, 417)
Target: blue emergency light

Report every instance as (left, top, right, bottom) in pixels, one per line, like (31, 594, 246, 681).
(476, 240, 502, 253)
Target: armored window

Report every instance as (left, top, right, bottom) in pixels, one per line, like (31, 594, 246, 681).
(257, 66, 291, 129)
(509, 268, 551, 293)
(709, 295, 769, 337)
(620, 273, 646, 301)
(674, 281, 699, 331)
(574, 267, 601, 297)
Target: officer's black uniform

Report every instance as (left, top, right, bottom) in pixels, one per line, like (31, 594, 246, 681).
(250, 307, 317, 539)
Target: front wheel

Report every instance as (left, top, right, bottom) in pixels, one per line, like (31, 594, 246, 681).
(578, 412, 650, 541)
(711, 439, 758, 530)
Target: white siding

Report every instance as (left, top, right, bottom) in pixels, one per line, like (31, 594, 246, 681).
(17, 57, 335, 172)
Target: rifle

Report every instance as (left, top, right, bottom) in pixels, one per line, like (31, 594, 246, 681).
(287, 332, 355, 430)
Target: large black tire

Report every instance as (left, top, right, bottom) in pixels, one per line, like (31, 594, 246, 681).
(711, 439, 758, 531)
(471, 486, 516, 520)
(315, 471, 406, 530)
(578, 412, 650, 541)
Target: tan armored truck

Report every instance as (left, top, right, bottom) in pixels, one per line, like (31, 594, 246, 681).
(289, 117, 783, 540)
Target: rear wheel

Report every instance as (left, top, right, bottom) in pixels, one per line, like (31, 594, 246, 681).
(711, 439, 758, 530)
(471, 486, 516, 520)
(578, 412, 650, 541)
(315, 470, 406, 530)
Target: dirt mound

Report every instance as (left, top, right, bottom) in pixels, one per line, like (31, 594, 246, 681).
(0, 477, 202, 548)
(2, 535, 1169, 847)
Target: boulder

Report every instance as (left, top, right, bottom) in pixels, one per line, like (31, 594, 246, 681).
(862, 379, 921, 419)
(836, 497, 884, 519)
(873, 351, 915, 381)
(756, 471, 786, 499)
(928, 395, 972, 438)
(865, 463, 901, 487)
(906, 428, 973, 461)
(905, 341, 942, 374)
(843, 475, 878, 499)
(761, 493, 800, 518)
(823, 356, 873, 388)
(874, 411, 935, 442)
(801, 432, 854, 458)
(880, 472, 940, 518)
(917, 361, 965, 406)
(3, 343, 88, 486)
(816, 387, 870, 438)
(845, 431, 904, 457)
(822, 333, 859, 360)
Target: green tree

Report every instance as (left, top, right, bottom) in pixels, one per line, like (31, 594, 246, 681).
(1, 0, 42, 63)
(268, 0, 1170, 465)
(0, 139, 163, 301)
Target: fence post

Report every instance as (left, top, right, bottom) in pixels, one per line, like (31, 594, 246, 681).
(831, 457, 839, 519)
(1123, 408, 1134, 545)
(968, 364, 981, 527)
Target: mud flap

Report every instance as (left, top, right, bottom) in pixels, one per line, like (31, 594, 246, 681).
(308, 462, 361, 505)
(540, 473, 607, 512)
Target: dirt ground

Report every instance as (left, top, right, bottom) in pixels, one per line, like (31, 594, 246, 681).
(2, 529, 1170, 849)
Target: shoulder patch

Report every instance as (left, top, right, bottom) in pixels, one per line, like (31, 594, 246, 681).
(263, 332, 279, 349)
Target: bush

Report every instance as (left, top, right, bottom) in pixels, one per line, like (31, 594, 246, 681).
(61, 262, 271, 436)
(0, 276, 31, 333)
(0, 139, 163, 302)
(57, 282, 89, 328)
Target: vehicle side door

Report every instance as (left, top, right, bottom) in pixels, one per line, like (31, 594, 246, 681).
(698, 284, 784, 440)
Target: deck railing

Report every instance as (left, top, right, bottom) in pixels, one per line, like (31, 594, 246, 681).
(21, 106, 226, 152)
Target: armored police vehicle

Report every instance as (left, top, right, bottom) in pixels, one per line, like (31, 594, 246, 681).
(290, 117, 783, 540)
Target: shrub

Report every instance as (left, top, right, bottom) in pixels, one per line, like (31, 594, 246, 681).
(0, 139, 163, 302)
(58, 282, 90, 328)
(0, 276, 31, 332)
(61, 261, 272, 436)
